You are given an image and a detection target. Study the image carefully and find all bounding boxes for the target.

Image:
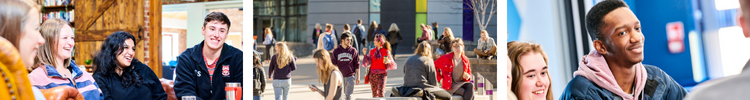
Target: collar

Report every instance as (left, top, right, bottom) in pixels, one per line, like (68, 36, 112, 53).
(44, 60, 83, 78)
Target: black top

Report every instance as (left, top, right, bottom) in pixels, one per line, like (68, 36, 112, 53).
(93, 61, 167, 100)
(175, 42, 244, 100)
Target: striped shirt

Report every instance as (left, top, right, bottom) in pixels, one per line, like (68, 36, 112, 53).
(28, 61, 102, 100)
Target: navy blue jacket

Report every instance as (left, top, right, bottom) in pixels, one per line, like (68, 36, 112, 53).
(560, 65, 687, 100)
(175, 42, 243, 100)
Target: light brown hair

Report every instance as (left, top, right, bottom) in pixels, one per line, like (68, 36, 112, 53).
(34, 18, 72, 70)
(413, 41, 432, 58)
(0, 0, 33, 49)
(275, 42, 294, 69)
(312, 49, 340, 84)
(507, 41, 552, 100)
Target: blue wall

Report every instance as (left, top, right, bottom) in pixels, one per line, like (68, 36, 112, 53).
(630, 0, 706, 86)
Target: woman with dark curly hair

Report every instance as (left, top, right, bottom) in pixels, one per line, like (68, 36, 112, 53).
(92, 31, 167, 100)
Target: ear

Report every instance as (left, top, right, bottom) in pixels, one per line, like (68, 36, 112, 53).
(593, 40, 608, 55)
(201, 26, 206, 35)
(739, 13, 750, 38)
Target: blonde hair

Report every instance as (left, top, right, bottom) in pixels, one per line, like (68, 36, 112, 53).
(34, 18, 72, 70)
(507, 41, 553, 100)
(265, 27, 273, 37)
(443, 27, 454, 41)
(275, 42, 294, 69)
(414, 41, 432, 58)
(312, 49, 340, 84)
(389, 23, 399, 32)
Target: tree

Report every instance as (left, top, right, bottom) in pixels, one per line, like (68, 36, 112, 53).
(448, 0, 497, 30)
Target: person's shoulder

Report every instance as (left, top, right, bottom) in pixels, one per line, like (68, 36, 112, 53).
(643, 64, 674, 80)
(686, 74, 750, 100)
(563, 76, 599, 96)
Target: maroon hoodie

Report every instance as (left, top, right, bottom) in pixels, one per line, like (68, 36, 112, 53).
(331, 45, 360, 77)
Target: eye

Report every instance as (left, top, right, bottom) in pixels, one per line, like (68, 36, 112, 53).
(619, 31, 626, 36)
(635, 27, 641, 31)
(526, 74, 535, 78)
(541, 71, 547, 75)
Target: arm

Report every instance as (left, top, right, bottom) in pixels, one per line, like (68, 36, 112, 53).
(93, 75, 113, 100)
(331, 49, 338, 65)
(331, 35, 338, 53)
(257, 68, 267, 94)
(325, 72, 342, 100)
(426, 60, 439, 87)
(174, 56, 203, 100)
(290, 58, 297, 71)
(317, 34, 325, 49)
(477, 40, 486, 51)
(268, 55, 277, 79)
(397, 31, 403, 41)
(146, 68, 168, 100)
(353, 50, 361, 84)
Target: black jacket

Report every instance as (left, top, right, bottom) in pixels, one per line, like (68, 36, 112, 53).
(93, 60, 167, 100)
(175, 42, 244, 100)
(253, 67, 266, 96)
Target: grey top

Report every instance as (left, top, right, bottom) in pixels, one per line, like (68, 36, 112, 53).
(477, 37, 496, 51)
(452, 58, 464, 83)
(403, 55, 439, 88)
(685, 59, 750, 100)
(323, 70, 344, 100)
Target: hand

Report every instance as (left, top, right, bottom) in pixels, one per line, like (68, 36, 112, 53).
(463, 72, 470, 80)
(356, 78, 361, 85)
(268, 78, 273, 81)
(484, 50, 488, 53)
(309, 86, 316, 92)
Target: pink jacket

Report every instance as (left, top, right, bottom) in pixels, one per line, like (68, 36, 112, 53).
(573, 50, 647, 100)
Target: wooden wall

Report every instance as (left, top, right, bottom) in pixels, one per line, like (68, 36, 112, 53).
(74, 0, 163, 78)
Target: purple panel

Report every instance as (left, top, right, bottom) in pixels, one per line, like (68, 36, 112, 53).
(463, 13, 474, 41)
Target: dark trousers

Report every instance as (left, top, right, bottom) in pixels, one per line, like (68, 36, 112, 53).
(390, 43, 399, 55)
(265, 44, 274, 60)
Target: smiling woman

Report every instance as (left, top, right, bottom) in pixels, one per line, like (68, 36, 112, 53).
(508, 41, 553, 100)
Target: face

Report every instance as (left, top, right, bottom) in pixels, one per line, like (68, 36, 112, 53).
(19, 8, 45, 67)
(56, 25, 75, 60)
(517, 52, 549, 100)
(507, 57, 513, 88)
(374, 35, 383, 47)
(342, 37, 351, 47)
(452, 44, 463, 54)
(275, 45, 280, 54)
(314, 58, 323, 69)
(596, 8, 645, 64)
(201, 20, 229, 50)
(481, 32, 488, 39)
(116, 39, 135, 67)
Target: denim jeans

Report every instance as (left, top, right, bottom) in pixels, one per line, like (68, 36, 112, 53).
(273, 79, 291, 100)
(342, 76, 356, 100)
(253, 96, 261, 100)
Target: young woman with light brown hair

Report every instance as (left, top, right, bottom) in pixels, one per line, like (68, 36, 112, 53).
(507, 41, 553, 100)
(268, 42, 297, 100)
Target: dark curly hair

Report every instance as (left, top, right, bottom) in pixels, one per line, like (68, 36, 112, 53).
(93, 31, 142, 87)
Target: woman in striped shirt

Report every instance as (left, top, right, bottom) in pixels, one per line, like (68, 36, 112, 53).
(28, 18, 103, 100)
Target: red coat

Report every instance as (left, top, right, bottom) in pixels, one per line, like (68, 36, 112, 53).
(434, 52, 472, 90)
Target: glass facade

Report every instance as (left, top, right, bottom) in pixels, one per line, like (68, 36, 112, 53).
(254, 0, 307, 42)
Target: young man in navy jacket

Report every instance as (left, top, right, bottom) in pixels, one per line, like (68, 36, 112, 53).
(174, 12, 243, 100)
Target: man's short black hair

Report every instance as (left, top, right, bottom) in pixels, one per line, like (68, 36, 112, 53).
(358, 19, 362, 24)
(203, 12, 231, 30)
(341, 32, 351, 40)
(585, 0, 628, 41)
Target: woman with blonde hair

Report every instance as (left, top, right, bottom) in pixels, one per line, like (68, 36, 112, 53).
(434, 38, 474, 100)
(268, 42, 297, 100)
(309, 49, 344, 100)
(508, 41, 553, 100)
(263, 27, 275, 61)
(387, 23, 402, 55)
(28, 18, 103, 100)
(436, 27, 455, 55)
(403, 41, 452, 99)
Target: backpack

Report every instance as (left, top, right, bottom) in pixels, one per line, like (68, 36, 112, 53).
(353, 25, 364, 40)
(324, 34, 334, 50)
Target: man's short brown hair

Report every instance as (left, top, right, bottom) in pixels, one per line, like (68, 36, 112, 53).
(203, 12, 231, 30)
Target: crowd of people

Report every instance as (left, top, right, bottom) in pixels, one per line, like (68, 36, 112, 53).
(253, 18, 498, 100)
(0, 0, 243, 99)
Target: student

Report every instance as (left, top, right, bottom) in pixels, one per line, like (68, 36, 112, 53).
(560, 0, 687, 100)
(253, 53, 267, 100)
(353, 19, 367, 52)
(331, 32, 360, 100)
(507, 56, 518, 100)
(318, 24, 339, 53)
(365, 21, 378, 55)
(417, 24, 432, 44)
(387, 23, 402, 55)
(310, 49, 345, 100)
(436, 27, 455, 55)
(403, 41, 451, 99)
(268, 42, 297, 100)
(684, 1, 750, 99)
(361, 34, 396, 97)
(263, 27, 275, 61)
(508, 41, 552, 100)
(474, 30, 497, 60)
(432, 22, 439, 40)
(29, 18, 103, 100)
(93, 31, 167, 100)
(174, 12, 244, 100)
(434, 39, 474, 100)
(313, 23, 323, 46)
